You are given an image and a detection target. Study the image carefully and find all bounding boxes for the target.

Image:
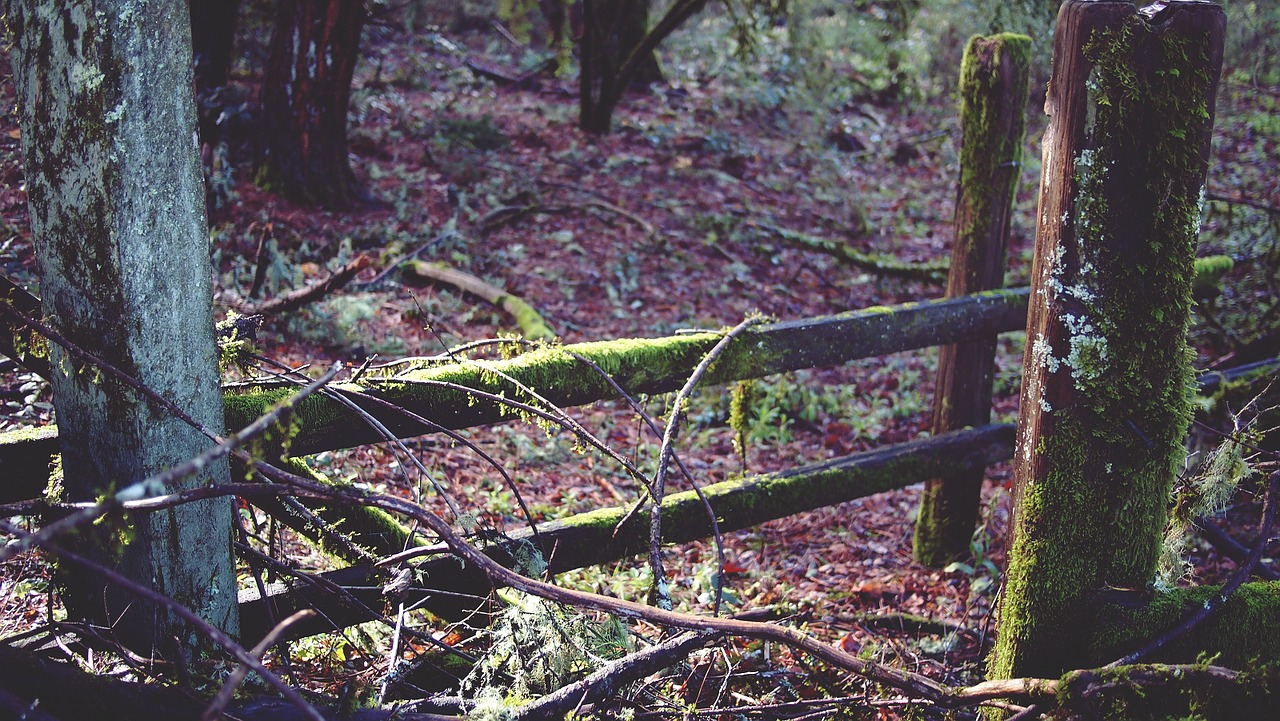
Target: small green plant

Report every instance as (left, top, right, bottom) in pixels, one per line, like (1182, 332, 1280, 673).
(944, 491, 1004, 598)
(462, 594, 630, 701)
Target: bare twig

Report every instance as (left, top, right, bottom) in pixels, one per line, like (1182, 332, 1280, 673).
(202, 610, 316, 721)
(564, 350, 729, 614)
(648, 316, 762, 611)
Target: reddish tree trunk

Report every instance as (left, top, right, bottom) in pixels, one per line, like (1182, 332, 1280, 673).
(256, 0, 365, 209)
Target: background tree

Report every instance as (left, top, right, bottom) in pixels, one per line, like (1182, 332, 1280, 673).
(192, 0, 243, 94)
(256, 0, 367, 209)
(7, 0, 238, 651)
(579, 0, 697, 133)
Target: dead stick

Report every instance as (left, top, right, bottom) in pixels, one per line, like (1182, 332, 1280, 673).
(244, 255, 372, 316)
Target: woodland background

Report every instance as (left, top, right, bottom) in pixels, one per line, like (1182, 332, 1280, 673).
(0, 1, 1278, 719)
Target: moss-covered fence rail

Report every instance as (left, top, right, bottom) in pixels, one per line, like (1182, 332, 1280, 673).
(238, 424, 1018, 641)
(0, 288, 1030, 502)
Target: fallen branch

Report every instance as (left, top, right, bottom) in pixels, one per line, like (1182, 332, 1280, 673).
(477, 199, 656, 240)
(242, 255, 373, 317)
(239, 425, 1015, 641)
(256, 464, 1023, 709)
(404, 261, 557, 341)
(750, 221, 950, 283)
(1206, 190, 1280, 216)
(511, 630, 723, 720)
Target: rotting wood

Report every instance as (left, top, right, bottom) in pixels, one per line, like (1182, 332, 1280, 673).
(404, 260, 558, 341)
(238, 424, 1016, 642)
(914, 33, 1031, 567)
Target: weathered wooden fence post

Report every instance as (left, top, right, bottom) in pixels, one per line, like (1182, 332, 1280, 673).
(913, 33, 1032, 566)
(989, 0, 1224, 681)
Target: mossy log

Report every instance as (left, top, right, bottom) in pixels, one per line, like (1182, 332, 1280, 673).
(238, 424, 1017, 642)
(914, 32, 1032, 567)
(991, 0, 1225, 683)
(404, 260, 557, 341)
(220, 289, 1029, 457)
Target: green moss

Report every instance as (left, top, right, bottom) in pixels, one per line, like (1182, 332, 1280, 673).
(955, 33, 1032, 251)
(1192, 255, 1234, 297)
(492, 293, 556, 342)
(1092, 582, 1280, 666)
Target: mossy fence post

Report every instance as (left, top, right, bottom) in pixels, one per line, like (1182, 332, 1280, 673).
(913, 33, 1032, 567)
(988, 0, 1224, 683)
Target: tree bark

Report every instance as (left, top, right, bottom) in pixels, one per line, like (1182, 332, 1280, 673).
(256, 0, 366, 209)
(8, 0, 238, 651)
(990, 0, 1225, 682)
(913, 33, 1031, 566)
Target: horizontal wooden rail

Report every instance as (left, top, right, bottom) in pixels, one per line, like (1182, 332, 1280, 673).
(0, 288, 1030, 503)
(223, 288, 1031, 455)
(237, 423, 1017, 642)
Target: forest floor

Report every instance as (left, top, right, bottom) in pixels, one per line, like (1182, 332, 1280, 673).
(1, 12, 1278, 716)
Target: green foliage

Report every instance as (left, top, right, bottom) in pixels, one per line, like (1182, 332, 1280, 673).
(1159, 411, 1261, 589)
(462, 594, 629, 700)
(286, 294, 407, 356)
(942, 493, 1003, 599)
(1218, 0, 1280, 86)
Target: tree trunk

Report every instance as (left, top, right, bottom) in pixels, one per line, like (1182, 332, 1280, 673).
(256, 0, 366, 209)
(191, 0, 241, 93)
(578, 0, 668, 133)
(8, 0, 238, 652)
(913, 33, 1031, 566)
(990, 0, 1225, 682)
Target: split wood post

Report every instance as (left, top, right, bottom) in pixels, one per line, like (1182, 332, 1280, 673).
(913, 33, 1032, 567)
(989, 0, 1224, 683)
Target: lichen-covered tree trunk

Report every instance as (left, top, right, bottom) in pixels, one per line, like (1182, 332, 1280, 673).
(913, 33, 1031, 567)
(8, 0, 238, 651)
(256, 0, 365, 209)
(990, 0, 1225, 682)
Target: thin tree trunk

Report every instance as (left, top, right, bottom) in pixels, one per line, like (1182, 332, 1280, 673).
(256, 0, 366, 209)
(990, 0, 1225, 682)
(8, 0, 238, 652)
(191, 0, 241, 93)
(913, 33, 1031, 566)
(578, 0, 674, 133)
